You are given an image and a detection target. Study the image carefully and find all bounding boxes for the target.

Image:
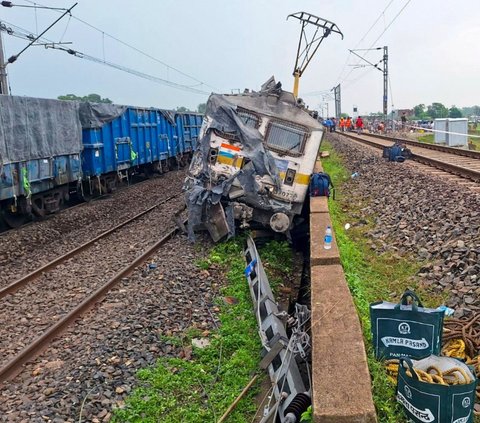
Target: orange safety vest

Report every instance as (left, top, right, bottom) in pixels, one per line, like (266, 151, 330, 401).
(339, 118, 345, 127)
(346, 118, 352, 128)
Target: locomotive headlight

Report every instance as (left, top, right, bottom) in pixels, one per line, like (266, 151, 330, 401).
(270, 212, 290, 233)
(284, 168, 296, 186)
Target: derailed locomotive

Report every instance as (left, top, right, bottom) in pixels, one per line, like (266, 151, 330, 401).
(184, 78, 324, 241)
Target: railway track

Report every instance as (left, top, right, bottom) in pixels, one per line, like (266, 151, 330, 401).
(365, 131, 480, 159)
(0, 195, 184, 383)
(341, 132, 480, 183)
(0, 171, 186, 287)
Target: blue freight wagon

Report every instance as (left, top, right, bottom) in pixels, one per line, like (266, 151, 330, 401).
(0, 95, 82, 227)
(0, 95, 203, 228)
(80, 104, 171, 196)
(80, 104, 203, 197)
(177, 113, 203, 154)
(158, 110, 180, 160)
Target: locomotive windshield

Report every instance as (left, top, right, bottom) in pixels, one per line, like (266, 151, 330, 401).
(265, 120, 308, 155)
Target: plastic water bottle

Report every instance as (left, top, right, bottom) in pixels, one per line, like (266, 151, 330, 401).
(324, 226, 332, 250)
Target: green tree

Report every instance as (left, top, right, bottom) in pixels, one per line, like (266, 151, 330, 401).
(427, 102, 448, 119)
(58, 94, 81, 101)
(84, 93, 112, 103)
(413, 104, 426, 119)
(197, 103, 206, 114)
(176, 106, 189, 112)
(448, 106, 463, 118)
(58, 93, 112, 103)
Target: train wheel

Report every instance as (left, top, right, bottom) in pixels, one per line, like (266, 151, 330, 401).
(143, 165, 152, 179)
(1, 208, 27, 228)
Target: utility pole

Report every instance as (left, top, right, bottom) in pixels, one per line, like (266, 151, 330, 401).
(321, 93, 334, 118)
(332, 84, 341, 119)
(383, 46, 388, 120)
(0, 31, 8, 95)
(349, 46, 388, 121)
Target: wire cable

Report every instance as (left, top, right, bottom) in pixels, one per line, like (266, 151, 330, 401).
(23, 0, 220, 91)
(0, 21, 211, 95)
(336, 0, 412, 90)
(51, 45, 211, 95)
(368, 0, 412, 52)
(4, 3, 76, 65)
(304, 0, 399, 103)
(58, 13, 70, 42)
(333, 0, 395, 86)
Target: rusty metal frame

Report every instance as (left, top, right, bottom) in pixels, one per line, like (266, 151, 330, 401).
(244, 235, 308, 422)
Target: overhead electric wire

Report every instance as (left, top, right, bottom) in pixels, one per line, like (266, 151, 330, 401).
(353, 0, 396, 50)
(333, 0, 395, 86)
(301, 88, 332, 97)
(66, 48, 210, 95)
(342, 66, 375, 90)
(335, 0, 412, 90)
(58, 12, 70, 43)
(0, 20, 210, 95)
(3, 2, 76, 65)
(367, 0, 412, 52)
(303, 0, 397, 101)
(23, 0, 220, 92)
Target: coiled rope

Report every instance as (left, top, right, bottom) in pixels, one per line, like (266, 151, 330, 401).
(384, 313, 480, 413)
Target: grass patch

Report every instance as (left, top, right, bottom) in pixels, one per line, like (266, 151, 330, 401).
(320, 141, 447, 422)
(112, 237, 262, 422)
(469, 138, 480, 149)
(258, 240, 293, 292)
(417, 133, 434, 144)
(417, 131, 480, 149)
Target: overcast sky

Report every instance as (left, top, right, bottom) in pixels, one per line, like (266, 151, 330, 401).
(1, 0, 479, 116)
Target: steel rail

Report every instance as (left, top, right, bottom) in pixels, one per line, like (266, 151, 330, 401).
(0, 193, 181, 300)
(0, 224, 181, 383)
(366, 132, 480, 159)
(341, 133, 480, 183)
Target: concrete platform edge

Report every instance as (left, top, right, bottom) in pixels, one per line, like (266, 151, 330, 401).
(310, 159, 377, 423)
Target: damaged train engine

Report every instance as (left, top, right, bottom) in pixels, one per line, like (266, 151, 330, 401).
(184, 78, 324, 241)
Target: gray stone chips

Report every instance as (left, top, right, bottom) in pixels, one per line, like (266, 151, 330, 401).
(328, 134, 480, 318)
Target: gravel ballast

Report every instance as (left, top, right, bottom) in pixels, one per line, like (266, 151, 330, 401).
(327, 133, 480, 316)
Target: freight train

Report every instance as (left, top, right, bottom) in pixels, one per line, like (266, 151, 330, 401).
(0, 95, 202, 228)
(184, 78, 324, 241)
